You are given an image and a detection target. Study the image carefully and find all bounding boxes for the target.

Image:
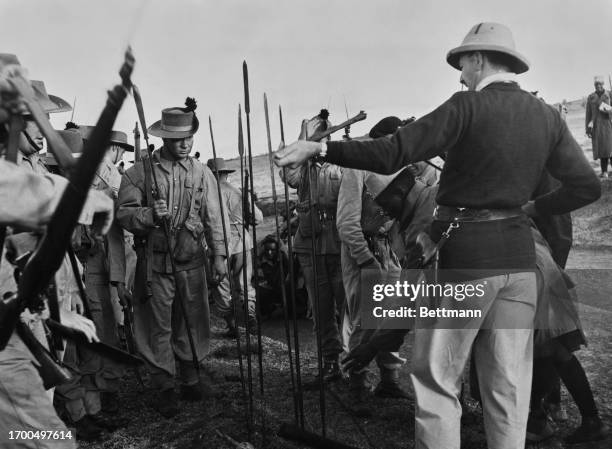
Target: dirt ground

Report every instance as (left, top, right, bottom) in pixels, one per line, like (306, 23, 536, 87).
(68, 245, 611, 449)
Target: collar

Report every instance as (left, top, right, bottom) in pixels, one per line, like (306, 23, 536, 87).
(153, 148, 190, 172)
(475, 72, 518, 92)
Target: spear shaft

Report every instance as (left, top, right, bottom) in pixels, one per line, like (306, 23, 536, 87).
(208, 115, 246, 397)
(242, 61, 265, 396)
(264, 94, 298, 425)
(279, 105, 304, 428)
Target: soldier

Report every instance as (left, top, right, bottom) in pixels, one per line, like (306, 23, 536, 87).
(207, 157, 262, 337)
(337, 118, 424, 400)
(117, 99, 228, 418)
(282, 110, 345, 381)
(276, 22, 600, 448)
(0, 56, 113, 448)
(76, 125, 132, 414)
(585, 76, 612, 177)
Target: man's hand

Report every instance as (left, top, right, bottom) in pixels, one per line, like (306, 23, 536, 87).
(521, 200, 538, 218)
(60, 308, 99, 343)
(341, 342, 377, 373)
(211, 255, 227, 284)
(274, 140, 322, 168)
(586, 121, 594, 139)
(153, 199, 169, 220)
(113, 282, 132, 309)
(79, 189, 114, 235)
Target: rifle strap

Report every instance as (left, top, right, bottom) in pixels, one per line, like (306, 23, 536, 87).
(142, 152, 155, 296)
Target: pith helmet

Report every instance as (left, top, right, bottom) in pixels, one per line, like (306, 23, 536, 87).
(446, 22, 530, 74)
(594, 76, 605, 84)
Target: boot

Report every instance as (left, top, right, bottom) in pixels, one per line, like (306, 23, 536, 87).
(348, 370, 372, 401)
(73, 415, 103, 441)
(526, 411, 555, 442)
(322, 357, 342, 383)
(564, 415, 609, 444)
(374, 367, 411, 399)
(155, 388, 179, 418)
(223, 315, 238, 339)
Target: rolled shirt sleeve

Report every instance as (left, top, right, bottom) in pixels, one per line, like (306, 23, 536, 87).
(0, 160, 68, 229)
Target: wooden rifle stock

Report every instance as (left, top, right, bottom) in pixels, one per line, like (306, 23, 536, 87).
(308, 111, 367, 142)
(16, 321, 74, 390)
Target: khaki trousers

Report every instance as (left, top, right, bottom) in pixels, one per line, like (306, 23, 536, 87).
(133, 266, 210, 390)
(0, 331, 76, 449)
(340, 243, 405, 370)
(212, 251, 256, 318)
(411, 272, 536, 449)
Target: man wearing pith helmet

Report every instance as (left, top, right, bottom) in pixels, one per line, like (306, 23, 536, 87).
(117, 98, 228, 418)
(275, 22, 600, 448)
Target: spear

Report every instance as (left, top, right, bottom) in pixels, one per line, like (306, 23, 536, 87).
(279, 105, 305, 427)
(264, 94, 298, 425)
(238, 104, 254, 436)
(208, 115, 246, 396)
(242, 61, 265, 395)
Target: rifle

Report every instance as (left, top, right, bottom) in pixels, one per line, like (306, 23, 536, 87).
(131, 85, 201, 378)
(308, 111, 366, 142)
(0, 49, 134, 351)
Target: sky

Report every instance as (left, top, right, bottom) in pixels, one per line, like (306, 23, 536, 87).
(2, 0, 611, 160)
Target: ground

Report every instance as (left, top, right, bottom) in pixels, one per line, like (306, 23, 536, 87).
(2, 99, 611, 448)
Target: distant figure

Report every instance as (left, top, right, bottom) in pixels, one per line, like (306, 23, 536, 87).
(194, 151, 200, 160)
(586, 76, 612, 177)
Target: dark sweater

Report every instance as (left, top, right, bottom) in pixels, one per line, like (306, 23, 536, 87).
(326, 82, 600, 269)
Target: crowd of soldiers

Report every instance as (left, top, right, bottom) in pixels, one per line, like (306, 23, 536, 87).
(0, 20, 610, 449)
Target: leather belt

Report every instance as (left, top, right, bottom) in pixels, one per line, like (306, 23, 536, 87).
(434, 205, 523, 222)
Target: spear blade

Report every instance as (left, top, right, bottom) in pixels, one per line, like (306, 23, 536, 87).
(238, 104, 244, 157)
(243, 61, 250, 114)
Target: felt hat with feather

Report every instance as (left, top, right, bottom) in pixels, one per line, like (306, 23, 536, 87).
(148, 97, 199, 139)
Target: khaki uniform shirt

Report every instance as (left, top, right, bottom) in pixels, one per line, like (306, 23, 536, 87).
(219, 179, 262, 256)
(117, 150, 228, 274)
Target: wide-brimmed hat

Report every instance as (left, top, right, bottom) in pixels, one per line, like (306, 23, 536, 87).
(207, 157, 235, 173)
(74, 125, 134, 152)
(594, 76, 605, 85)
(0, 54, 71, 114)
(446, 22, 530, 74)
(30, 80, 72, 114)
(148, 97, 199, 139)
(44, 129, 83, 166)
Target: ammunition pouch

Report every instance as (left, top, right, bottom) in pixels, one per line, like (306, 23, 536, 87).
(173, 221, 206, 263)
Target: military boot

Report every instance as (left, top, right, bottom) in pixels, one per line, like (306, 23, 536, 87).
(564, 415, 609, 444)
(348, 370, 372, 402)
(322, 357, 342, 383)
(72, 415, 103, 441)
(374, 367, 411, 399)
